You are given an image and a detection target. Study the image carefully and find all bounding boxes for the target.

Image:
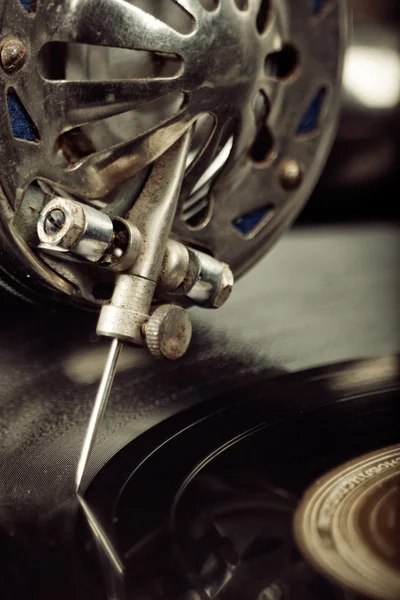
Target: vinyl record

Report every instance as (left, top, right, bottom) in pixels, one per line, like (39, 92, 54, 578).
(82, 355, 400, 600)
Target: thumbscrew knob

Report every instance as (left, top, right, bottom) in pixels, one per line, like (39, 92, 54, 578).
(144, 304, 192, 360)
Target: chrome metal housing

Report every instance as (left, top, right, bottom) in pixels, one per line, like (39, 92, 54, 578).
(0, 0, 347, 306)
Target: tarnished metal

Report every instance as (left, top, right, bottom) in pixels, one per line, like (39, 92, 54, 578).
(96, 275, 156, 345)
(279, 159, 303, 191)
(97, 131, 191, 344)
(0, 37, 26, 73)
(0, 0, 346, 306)
(102, 217, 143, 273)
(38, 198, 87, 250)
(159, 239, 190, 293)
(212, 264, 235, 309)
(38, 197, 115, 262)
(82, 133, 194, 500)
(43, 209, 66, 237)
(186, 249, 234, 309)
(159, 240, 234, 308)
(144, 304, 192, 360)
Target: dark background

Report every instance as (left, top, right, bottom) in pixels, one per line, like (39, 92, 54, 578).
(299, 0, 400, 224)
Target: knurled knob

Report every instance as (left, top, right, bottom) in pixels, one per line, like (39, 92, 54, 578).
(144, 304, 192, 360)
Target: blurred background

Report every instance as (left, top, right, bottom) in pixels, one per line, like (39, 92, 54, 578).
(299, 0, 400, 223)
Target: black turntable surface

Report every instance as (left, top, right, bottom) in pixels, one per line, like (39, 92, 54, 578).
(0, 224, 399, 599)
(84, 355, 400, 600)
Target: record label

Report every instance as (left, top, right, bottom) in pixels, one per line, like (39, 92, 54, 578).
(294, 445, 400, 600)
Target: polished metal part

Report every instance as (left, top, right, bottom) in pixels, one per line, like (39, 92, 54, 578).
(37, 197, 143, 268)
(74, 207, 114, 263)
(145, 304, 192, 360)
(186, 249, 234, 309)
(0, 0, 346, 305)
(76, 337, 123, 492)
(38, 195, 234, 309)
(38, 197, 114, 262)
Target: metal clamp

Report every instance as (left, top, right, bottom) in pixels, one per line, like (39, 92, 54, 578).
(97, 131, 192, 350)
(37, 132, 234, 358)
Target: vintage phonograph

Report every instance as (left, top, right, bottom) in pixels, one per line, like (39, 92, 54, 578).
(0, 1, 399, 599)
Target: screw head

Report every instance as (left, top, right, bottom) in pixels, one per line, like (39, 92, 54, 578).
(37, 197, 86, 249)
(1, 38, 27, 74)
(279, 159, 303, 190)
(213, 264, 234, 308)
(44, 209, 66, 236)
(145, 305, 192, 360)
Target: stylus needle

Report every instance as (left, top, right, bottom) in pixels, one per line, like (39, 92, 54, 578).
(76, 337, 123, 493)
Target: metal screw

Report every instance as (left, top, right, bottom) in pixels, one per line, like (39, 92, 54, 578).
(0, 38, 27, 73)
(145, 304, 192, 360)
(38, 197, 87, 250)
(43, 209, 66, 236)
(279, 159, 303, 190)
(213, 264, 234, 308)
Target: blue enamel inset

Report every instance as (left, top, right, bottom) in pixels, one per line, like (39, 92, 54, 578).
(19, 0, 35, 12)
(233, 206, 272, 236)
(313, 0, 329, 15)
(297, 88, 326, 135)
(7, 90, 39, 142)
